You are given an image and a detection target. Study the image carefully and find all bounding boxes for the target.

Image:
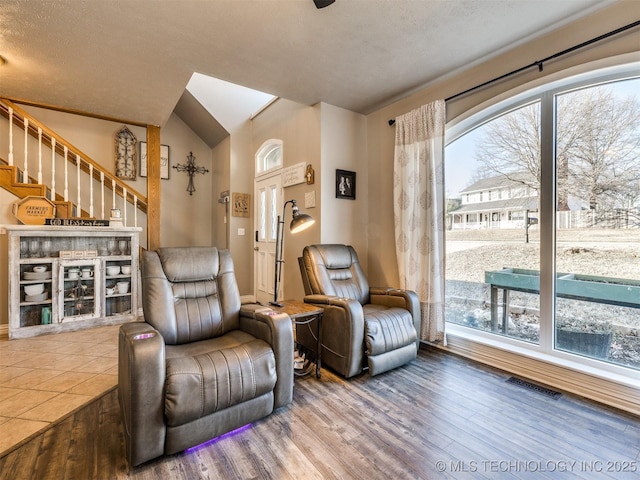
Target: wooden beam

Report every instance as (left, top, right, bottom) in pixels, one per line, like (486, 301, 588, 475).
(146, 125, 161, 250)
(4, 97, 147, 128)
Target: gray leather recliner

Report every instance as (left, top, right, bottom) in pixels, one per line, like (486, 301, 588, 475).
(118, 247, 293, 467)
(299, 244, 420, 378)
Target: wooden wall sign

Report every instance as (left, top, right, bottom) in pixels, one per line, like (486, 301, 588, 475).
(282, 162, 306, 187)
(12, 196, 56, 225)
(232, 193, 250, 217)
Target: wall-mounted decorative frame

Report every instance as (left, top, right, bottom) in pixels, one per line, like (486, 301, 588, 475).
(115, 126, 137, 180)
(232, 193, 251, 217)
(336, 169, 356, 200)
(139, 142, 170, 179)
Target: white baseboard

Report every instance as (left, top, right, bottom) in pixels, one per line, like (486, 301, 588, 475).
(441, 332, 640, 416)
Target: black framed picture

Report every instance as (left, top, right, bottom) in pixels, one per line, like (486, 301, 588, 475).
(336, 169, 356, 200)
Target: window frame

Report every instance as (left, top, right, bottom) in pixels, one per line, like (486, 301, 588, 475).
(255, 139, 283, 175)
(444, 60, 640, 383)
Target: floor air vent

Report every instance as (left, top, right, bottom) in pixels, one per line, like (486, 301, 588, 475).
(506, 377, 562, 399)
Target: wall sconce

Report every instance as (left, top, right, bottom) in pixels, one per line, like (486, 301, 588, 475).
(271, 199, 315, 306)
(172, 151, 209, 195)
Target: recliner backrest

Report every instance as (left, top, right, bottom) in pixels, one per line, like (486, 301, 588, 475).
(141, 247, 241, 345)
(302, 244, 369, 305)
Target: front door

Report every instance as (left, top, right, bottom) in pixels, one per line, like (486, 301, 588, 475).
(254, 172, 281, 304)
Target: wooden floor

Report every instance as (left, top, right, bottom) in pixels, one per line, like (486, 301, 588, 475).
(1, 347, 639, 480)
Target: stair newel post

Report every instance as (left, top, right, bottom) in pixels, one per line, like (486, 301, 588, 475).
(100, 171, 105, 220)
(23, 117, 28, 182)
(8, 107, 13, 166)
(76, 154, 81, 215)
(123, 187, 128, 226)
(63, 145, 69, 202)
(50, 138, 56, 200)
(89, 164, 94, 218)
(37, 127, 43, 184)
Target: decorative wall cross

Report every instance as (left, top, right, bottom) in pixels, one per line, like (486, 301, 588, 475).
(172, 152, 209, 195)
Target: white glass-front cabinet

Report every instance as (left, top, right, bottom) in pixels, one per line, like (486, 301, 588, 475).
(3, 225, 141, 339)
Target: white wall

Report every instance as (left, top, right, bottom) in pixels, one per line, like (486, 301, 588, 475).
(156, 114, 213, 247)
(250, 99, 321, 301)
(228, 122, 255, 295)
(211, 136, 231, 250)
(319, 103, 368, 271)
(247, 100, 367, 300)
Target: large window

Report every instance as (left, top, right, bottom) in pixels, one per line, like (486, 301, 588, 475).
(446, 102, 541, 344)
(445, 66, 640, 372)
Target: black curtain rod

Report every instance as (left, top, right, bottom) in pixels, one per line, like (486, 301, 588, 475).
(388, 19, 640, 126)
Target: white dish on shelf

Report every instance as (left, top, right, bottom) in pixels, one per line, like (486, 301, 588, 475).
(106, 265, 121, 276)
(33, 265, 47, 273)
(116, 281, 130, 294)
(24, 283, 45, 296)
(24, 271, 52, 280)
(25, 292, 47, 302)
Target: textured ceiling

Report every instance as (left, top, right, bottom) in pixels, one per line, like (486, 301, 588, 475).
(0, 0, 617, 127)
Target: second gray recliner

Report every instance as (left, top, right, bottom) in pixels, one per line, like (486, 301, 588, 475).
(299, 244, 420, 378)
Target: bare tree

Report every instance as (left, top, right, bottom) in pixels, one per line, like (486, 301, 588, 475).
(474, 82, 640, 211)
(474, 102, 541, 194)
(559, 86, 640, 210)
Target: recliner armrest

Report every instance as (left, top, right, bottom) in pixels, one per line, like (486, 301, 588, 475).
(304, 294, 359, 309)
(239, 304, 293, 408)
(303, 294, 365, 378)
(370, 287, 418, 311)
(303, 294, 364, 323)
(118, 322, 166, 467)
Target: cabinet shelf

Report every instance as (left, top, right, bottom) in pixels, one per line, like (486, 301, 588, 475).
(3, 225, 141, 339)
(63, 296, 96, 302)
(20, 299, 53, 307)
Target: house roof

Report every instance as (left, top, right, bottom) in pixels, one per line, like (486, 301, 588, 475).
(0, 0, 616, 127)
(460, 173, 537, 194)
(450, 197, 538, 214)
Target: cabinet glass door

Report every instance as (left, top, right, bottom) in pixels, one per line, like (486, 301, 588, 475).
(58, 258, 102, 322)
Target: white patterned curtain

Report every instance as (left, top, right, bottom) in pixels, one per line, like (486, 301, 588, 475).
(393, 100, 446, 344)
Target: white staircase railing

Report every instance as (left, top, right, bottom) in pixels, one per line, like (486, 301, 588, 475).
(0, 98, 148, 225)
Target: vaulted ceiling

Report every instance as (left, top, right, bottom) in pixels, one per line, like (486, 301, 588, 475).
(0, 0, 618, 131)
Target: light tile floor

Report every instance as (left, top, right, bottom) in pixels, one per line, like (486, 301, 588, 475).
(0, 324, 121, 456)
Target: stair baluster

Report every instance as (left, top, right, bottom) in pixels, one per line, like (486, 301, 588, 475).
(23, 117, 28, 181)
(50, 138, 56, 200)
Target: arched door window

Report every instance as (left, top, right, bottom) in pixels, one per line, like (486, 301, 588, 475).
(256, 139, 283, 174)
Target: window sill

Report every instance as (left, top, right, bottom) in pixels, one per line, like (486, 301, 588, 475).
(439, 323, 640, 415)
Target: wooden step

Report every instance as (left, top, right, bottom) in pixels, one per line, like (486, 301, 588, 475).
(53, 201, 74, 219)
(0, 165, 46, 198)
(0, 164, 86, 219)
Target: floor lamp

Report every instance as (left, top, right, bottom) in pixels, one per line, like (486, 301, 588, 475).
(271, 199, 315, 307)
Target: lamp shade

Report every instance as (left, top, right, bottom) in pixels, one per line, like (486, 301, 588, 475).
(290, 205, 315, 233)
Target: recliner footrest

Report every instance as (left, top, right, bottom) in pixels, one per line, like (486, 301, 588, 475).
(364, 306, 417, 355)
(367, 343, 417, 376)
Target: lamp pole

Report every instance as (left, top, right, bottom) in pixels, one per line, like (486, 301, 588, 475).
(271, 210, 286, 307)
(270, 199, 314, 307)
